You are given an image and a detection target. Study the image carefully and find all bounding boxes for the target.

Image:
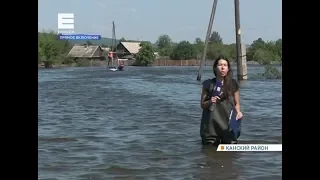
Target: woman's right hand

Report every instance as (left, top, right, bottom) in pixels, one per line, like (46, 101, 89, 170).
(211, 96, 220, 103)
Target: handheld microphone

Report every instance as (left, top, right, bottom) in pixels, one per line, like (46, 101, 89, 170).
(212, 81, 222, 96)
(209, 81, 223, 111)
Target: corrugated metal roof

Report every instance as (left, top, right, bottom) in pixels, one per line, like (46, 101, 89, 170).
(68, 45, 101, 58)
(120, 42, 141, 54)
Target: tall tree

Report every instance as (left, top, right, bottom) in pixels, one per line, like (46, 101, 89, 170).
(156, 34, 172, 49)
(209, 31, 223, 44)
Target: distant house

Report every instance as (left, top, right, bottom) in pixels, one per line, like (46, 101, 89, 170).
(68, 45, 106, 60)
(116, 42, 141, 59)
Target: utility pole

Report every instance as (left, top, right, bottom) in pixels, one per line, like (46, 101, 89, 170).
(234, 0, 246, 80)
(112, 21, 116, 52)
(196, 0, 218, 81)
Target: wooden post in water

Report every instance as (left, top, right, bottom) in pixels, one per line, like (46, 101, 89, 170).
(196, 0, 218, 81)
(234, 0, 247, 80)
(240, 43, 247, 79)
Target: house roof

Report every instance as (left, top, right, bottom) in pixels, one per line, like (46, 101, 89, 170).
(120, 42, 141, 54)
(68, 45, 104, 58)
(101, 47, 110, 52)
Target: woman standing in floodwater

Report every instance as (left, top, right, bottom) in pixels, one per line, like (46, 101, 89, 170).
(200, 55, 243, 146)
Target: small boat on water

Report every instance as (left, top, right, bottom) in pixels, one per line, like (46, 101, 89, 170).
(109, 67, 118, 71)
(109, 59, 127, 72)
(107, 21, 128, 72)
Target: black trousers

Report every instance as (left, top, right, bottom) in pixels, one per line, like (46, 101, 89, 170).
(202, 129, 238, 146)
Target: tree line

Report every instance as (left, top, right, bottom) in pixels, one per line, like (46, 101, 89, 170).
(38, 30, 282, 68)
(136, 32, 281, 66)
(134, 32, 282, 79)
(38, 31, 73, 67)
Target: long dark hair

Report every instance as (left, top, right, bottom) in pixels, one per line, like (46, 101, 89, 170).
(213, 55, 234, 99)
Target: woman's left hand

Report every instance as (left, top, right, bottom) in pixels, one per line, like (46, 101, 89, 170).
(236, 111, 243, 120)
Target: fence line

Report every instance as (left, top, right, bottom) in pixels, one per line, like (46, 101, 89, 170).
(123, 59, 214, 66)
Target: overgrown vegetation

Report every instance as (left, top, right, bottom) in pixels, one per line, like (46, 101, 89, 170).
(38, 30, 73, 67)
(134, 42, 156, 66)
(259, 65, 282, 79)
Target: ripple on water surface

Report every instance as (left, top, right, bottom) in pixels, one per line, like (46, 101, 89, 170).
(38, 66, 282, 180)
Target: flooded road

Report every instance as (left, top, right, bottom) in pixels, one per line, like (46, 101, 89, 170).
(38, 65, 282, 180)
